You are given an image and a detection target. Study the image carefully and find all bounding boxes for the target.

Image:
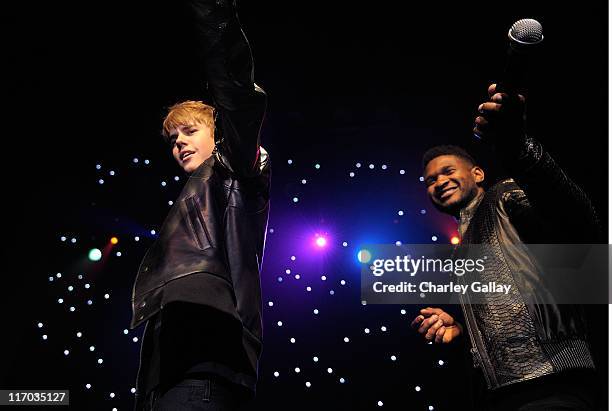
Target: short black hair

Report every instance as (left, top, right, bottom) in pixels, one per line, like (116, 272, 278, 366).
(422, 145, 477, 170)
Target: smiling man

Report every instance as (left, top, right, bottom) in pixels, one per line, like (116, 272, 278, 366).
(423, 146, 484, 218)
(412, 84, 601, 410)
(130, 1, 270, 410)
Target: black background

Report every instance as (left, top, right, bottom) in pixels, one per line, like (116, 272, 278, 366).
(2, 1, 608, 410)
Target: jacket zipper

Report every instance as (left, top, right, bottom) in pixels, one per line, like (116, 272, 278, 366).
(459, 290, 496, 389)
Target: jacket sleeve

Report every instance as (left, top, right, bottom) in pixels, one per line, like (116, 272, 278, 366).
(503, 137, 601, 243)
(188, 0, 267, 177)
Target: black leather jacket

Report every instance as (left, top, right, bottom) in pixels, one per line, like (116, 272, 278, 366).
(456, 137, 599, 390)
(130, 0, 269, 376)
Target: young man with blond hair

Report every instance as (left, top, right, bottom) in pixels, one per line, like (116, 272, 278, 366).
(130, 1, 269, 410)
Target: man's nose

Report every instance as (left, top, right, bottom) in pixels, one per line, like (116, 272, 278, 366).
(435, 177, 450, 192)
(175, 132, 188, 147)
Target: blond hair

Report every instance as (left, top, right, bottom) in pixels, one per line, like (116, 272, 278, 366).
(162, 100, 215, 142)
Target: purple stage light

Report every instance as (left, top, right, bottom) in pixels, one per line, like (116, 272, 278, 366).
(315, 235, 327, 248)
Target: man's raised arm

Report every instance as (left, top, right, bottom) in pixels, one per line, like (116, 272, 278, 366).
(188, 0, 267, 177)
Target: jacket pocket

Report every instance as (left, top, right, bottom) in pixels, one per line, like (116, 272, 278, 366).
(181, 195, 213, 251)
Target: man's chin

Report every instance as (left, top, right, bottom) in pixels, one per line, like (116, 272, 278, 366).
(433, 198, 461, 216)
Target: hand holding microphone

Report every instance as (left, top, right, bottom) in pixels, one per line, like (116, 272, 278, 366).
(473, 19, 543, 158)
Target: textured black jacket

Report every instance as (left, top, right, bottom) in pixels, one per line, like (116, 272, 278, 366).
(456, 137, 599, 390)
(130, 0, 268, 383)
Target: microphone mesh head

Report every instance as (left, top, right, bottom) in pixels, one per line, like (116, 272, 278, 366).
(509, 18, 543, 45)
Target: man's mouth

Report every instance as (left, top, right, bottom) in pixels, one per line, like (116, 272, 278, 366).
(181, 151, 195, 161)
(438, 186, 458, 200)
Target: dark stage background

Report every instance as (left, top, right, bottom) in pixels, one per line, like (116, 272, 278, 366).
(2, 1, 608, 410)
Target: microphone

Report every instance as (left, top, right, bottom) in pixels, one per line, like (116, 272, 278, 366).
(474, 19, 544, 141)
(498, 18, 544, 95)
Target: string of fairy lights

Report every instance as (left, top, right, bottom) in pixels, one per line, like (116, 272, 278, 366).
(39, 155, 456, 410)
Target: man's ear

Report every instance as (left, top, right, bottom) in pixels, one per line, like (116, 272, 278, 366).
(472, 166, 485, 184)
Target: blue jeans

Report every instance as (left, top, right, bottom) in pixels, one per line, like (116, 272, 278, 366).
(144, 377, 252, 411)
